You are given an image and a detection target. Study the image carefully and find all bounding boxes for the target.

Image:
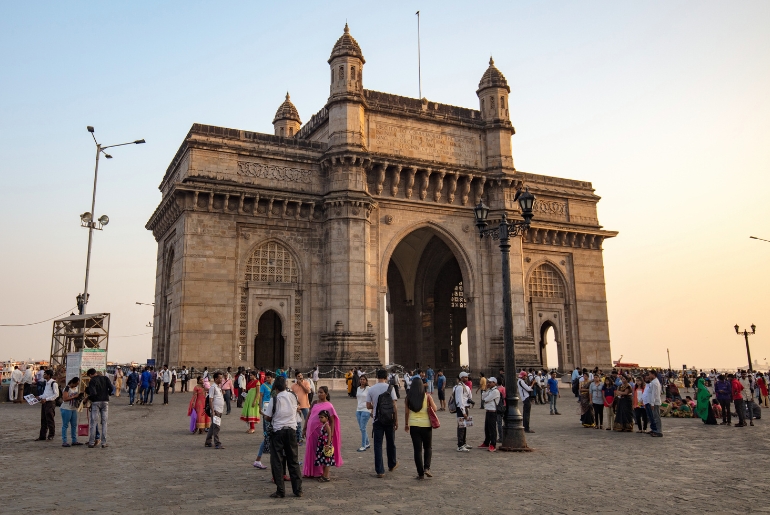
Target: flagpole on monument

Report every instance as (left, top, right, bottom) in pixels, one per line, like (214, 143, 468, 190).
(416, 10, 422, 99)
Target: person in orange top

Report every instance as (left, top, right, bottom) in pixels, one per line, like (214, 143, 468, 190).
(291, 370, 312, 444)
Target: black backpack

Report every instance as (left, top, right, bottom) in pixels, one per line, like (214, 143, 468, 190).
(495, 390, 506, 416)
(204, 395, 212, 417)
(376, 385, 396, 425)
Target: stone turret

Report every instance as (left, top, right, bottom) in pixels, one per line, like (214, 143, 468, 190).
(327, 23, 366, 150)
(477, 57, 514, 171)
(272, 92, 301, 138)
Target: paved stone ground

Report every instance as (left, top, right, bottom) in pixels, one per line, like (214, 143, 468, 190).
(2, 389, 769, 514)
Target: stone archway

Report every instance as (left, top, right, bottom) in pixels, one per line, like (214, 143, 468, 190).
(254, 310, 285, 369)
(538, 320, 559, 371)
(385, 227, 470, 374)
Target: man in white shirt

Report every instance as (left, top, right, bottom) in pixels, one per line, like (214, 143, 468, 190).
(643, 370, 663, 437)
(517, 371, 534, 433)
(264, 376, 302, 498)
(739, 371, 755, 426)
(10, 366, 23, 403)
(36, 370, 59, 440)
(161, 365, 172, 405)
(312, 367, 319, 393)
(454, 372, 472, 452)
(22, 366, 34, 398)
(481, 377, 501, 451)
(205, 372, 225, 449)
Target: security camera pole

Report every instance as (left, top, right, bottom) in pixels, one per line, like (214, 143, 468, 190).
(78, 126, 145, 315)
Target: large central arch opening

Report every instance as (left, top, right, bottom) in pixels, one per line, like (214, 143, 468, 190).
(386, 228, 467, 373)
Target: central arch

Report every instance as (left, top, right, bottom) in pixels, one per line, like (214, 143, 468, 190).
(254, 310, 285, 369)
(383, 223, 475, 374)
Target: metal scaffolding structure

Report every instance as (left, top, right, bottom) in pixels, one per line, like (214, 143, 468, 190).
(50, 313, 110, 371)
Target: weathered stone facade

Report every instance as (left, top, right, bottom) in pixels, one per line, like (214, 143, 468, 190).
(146, 24, 617, 373)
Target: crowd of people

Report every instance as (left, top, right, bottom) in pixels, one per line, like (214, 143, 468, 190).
(14, 359, 767, 499)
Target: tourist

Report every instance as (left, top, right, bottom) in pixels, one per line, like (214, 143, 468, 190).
(205, 372, 225, 449)
(312, 366, 319, 389)
(739, 371, 755, 427)
(403, 370, 413, 395)
(547, 371, 561, 415)
(22, 365, 34, 397)
(453, 372, 472, 452)
(480, 376, 501, 451)
(404, 376, 436, 479)
(613, 375, 634, 431)
(755, 372, 770, 408)
(516, 371, 534, 433)
(498, 368, 506, 387)
(346, 368, 355, 397)
(436, 370, 446, 411)
(161, 364, 171, 405)
(311, 410, 335, 482)
(170, 367, 177, 394)
(265, 376, 303, 498)
(236, 367, 246, 408)
(114, 366, 123, 397)
(220, 368, 232, 415)
(571, 367, 581, 397)
(355, 375, 372, 452)
(535, 370, 546, 405)
(711, 399, 723, 419)
(426, 365, 434, 394)
(603, 376, 616, 431)
(187, 376, 211, 434)
(240, 371, 261, 433)
(60, 377, 83, 447)
(683, 373, 691, 393)
(35, 369, 58, 440)
(180, 365, 189, 393)
(291, 370, 312, 443)
(695, 375, 717, 425)
(590, 375, 604, 429)
(202, 367, 209, 381)
(153, 366, 161, 394)
(148, 367, 157, 404)
(714, 374, 732, 425)
(86, 368, 112, 448)
(496, 379, 506, 443)
(252, 372, 274, 470)
(126, 367, 139, 406)
(476, 372, 487, 409)
(302, 385, 342, 478)
(366, 369, 399, 477)
(643, 370, 663, 437)
(633, 376, 648, 432)
(578, 372, 594, 427)
(10, 366, 22, 403)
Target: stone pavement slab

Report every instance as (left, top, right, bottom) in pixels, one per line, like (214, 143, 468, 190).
(1, 392, 768, 513)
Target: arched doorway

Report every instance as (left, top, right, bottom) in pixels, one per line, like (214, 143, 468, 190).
(539, 322, 559, 371)
(254, 310, 284, 369)
(528, 262, 572, 372)
(386, 227, 468, 373)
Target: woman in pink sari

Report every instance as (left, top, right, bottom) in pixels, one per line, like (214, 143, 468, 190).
(301, 386, 343, 478)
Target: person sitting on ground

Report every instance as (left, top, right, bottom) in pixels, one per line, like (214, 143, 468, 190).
(711, 399, 723, 419)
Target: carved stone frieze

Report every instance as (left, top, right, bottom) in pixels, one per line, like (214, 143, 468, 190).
(237, 161, 313, 183)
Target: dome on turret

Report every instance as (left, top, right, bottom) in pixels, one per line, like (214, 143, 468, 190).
(328, 23, 365, 64)
(273, 92, 301, 124)
(477, 57, 510, 93)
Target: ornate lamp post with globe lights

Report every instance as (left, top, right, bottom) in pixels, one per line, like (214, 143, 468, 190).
(734, 324, 756, 372)
(77, 126, 145, 315)
(473, 187, 535, 451)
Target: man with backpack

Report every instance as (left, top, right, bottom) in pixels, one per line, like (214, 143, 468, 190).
(86, 368, 113, 448)
(452, 372, 473, 452)
(366, 369, 399, 478)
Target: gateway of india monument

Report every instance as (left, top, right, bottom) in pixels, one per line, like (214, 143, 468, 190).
(146, 24, 617, 374)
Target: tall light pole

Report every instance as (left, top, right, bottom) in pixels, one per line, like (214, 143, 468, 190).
(473, 187, 535, 452)
(734, 324, 756, 372)
(77, 126, 145, 315)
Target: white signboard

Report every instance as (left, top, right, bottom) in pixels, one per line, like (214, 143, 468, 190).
(66, 349, 107, 382)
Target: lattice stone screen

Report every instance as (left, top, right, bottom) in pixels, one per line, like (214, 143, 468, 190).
(528, 264, 565, 298)
(238, 242, 299, 362)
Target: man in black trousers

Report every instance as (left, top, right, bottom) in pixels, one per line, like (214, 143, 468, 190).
(35, 370, 58, 441)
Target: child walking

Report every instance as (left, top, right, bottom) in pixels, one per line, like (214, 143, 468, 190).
(314, 410, 335, 482)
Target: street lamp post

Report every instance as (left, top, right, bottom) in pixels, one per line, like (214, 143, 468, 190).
(473, 187, 535, 452)
(77, 126, 145, 315)
(734, 324, 756, 372)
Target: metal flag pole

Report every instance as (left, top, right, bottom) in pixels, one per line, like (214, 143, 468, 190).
(416, 10, 422, 99)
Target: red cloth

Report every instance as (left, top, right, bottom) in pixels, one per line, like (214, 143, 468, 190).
(731, 379, 743, 400)
(757, 377, 768, 396)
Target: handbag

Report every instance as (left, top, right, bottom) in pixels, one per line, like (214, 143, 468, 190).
(428, 405, 440, 429)
(78, 423, 89, 437)
(323, 444, 334, 458)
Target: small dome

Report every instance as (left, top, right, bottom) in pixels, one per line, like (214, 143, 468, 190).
(272, 93, 301, 124)
(328, 23, 365, 64)
(477, 57, 510, 92)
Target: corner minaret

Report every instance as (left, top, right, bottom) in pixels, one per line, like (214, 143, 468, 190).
(272, 93, 301, 138)
(477, 57, 514, 171)
(327, 23, 366, 150)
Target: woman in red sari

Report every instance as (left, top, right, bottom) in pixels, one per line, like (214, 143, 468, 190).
(187, 376, 211, 434)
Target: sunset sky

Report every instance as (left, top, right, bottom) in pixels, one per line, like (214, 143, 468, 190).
(1, 1, 768, 369)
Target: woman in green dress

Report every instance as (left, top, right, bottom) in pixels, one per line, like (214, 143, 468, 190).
(694, 376, 717, 425)
(240, 371, 261, 433)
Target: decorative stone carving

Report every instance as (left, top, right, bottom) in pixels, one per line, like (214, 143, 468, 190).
(405, 168, 415, 199)
(533, 199, 567, 217)
(237, 161, 312, 183)
(460, 175, 472, 205)
(433, 171, 445, 202)
(384, 214, 394, 224)
(447, 173, 458, 203)
(375, 163, 386, 195)
(418, 170, 429, 200)
(391, 165, 402, 197)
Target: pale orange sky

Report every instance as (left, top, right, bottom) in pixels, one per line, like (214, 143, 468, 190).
(1, 2, 768, 369)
